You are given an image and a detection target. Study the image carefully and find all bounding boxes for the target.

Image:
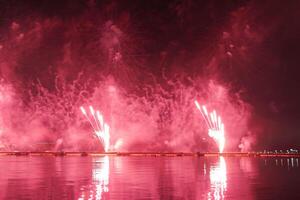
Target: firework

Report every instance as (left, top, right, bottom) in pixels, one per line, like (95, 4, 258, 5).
(80, 106, 110, 152)
(194, 100, 225, 152)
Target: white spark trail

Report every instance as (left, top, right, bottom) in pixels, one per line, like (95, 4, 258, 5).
(80, 106, 110, 152)
(194, 100, 225, 153)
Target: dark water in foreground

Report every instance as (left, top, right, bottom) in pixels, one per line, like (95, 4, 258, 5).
(0, 156, 299, 200)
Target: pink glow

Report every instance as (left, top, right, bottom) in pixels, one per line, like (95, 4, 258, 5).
(0, 3, 259, 152)
(0, 77, 249, 152)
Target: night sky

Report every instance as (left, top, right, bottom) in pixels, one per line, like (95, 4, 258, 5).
(0, 0, 299, 151)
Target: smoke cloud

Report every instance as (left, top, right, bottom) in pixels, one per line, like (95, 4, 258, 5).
(1, 0, 295, 151)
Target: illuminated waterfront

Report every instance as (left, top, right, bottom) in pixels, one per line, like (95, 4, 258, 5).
(0, 156, 299, 199)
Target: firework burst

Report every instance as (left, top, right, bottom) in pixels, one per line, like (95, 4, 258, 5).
(80, 106, 110, 152)
(194, 100, 225, 152)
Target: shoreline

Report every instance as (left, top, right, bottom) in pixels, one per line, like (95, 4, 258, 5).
(0, 151, 299, 157)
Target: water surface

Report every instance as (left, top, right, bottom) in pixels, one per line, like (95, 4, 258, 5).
(0, 156, 299, 199)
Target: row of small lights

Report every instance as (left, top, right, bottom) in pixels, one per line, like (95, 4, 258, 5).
(260, 149, 299, 154)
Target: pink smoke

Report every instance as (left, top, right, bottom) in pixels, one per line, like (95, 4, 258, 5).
(0, 3, 260, 152)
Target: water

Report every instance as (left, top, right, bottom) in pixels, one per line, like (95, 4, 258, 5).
(0, 156, 299, 200)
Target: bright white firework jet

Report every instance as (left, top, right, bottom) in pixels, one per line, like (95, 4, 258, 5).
(194, 100, 225, 153)
(80, 106, 110, 152)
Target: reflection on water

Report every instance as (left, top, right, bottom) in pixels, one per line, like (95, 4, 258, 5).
(274, 158, 299, 169)
(0, 156, 299, 199)
(208, 157, 227, 200)
(78, 156, 109, 200)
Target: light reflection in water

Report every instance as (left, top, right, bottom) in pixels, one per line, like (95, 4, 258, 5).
(0, 156, 299, 199)
(78, 156, 109, 200)
(208, 157, 227, 200)
(276, 158, 299, 168)
(286, 158, 299, 168)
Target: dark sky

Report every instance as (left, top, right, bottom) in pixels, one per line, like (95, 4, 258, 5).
(0, 0, 300, 150)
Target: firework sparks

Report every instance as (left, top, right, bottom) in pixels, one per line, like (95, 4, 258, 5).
(194, 100, 225, 152)
(80, 106, 110, 152)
